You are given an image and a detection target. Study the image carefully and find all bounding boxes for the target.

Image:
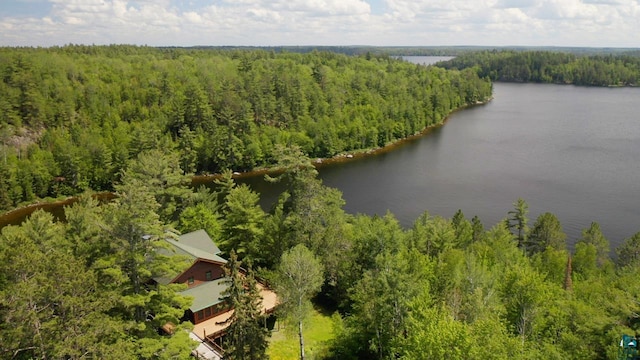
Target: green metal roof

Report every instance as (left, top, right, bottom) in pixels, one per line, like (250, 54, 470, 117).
(179, 229, 222, 255)
(181, 277, 230, 312)
(154, 230, 227, 285)
(164, 237, 228, 264)
(154, 230, 231, 310)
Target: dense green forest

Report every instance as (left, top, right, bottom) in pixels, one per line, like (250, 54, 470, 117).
(2, 148, 640, 359)
(3, 45, 640, 359)
(0, 45, 491, 211)
(182, 46, 640, 57)
(436, 50, 640, 86)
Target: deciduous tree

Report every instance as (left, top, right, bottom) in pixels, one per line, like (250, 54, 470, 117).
(275, 244, 323, 360)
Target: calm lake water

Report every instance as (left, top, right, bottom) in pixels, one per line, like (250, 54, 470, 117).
(242, 81, 640, 249)
(2, 57, 639, 250)
(398, 56, 454, 65)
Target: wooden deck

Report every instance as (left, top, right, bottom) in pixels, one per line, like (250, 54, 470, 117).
(192, 282, 278, 340)
(258, 282, 278, 315)
(192, 310, 232, 340)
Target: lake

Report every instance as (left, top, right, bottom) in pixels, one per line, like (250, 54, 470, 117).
(396, 56, 454, 65)
(2, 57, 639, 250)
(241, 80, 640, 249)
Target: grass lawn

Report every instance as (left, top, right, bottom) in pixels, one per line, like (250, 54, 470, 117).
(267, 307, 337, 360)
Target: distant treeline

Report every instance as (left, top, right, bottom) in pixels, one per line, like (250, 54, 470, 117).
(0, 45, 491, 211)
(436, 50, 640, 86)
(176, 46, 640, 57)
(181, 46, 480, 56)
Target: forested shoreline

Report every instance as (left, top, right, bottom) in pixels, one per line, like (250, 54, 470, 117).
(3, 46, 639, 213)
(2, 147, 640, 359)
(3, 46, 640, 359)
(436, 50, 640, 86)
(0, 45, 491, 212)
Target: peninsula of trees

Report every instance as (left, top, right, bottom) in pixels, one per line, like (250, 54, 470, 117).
(0, 45, 491, 211)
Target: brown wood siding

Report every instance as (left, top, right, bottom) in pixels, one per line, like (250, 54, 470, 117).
(193, 304, 231, 324)
(174, 261, 225, 288)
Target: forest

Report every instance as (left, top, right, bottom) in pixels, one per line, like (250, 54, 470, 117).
(2, 46, 640, 359)
(0, 45, 491, 211)
(435, 50, 640, 86)
(2, 147, 640, 359)
(182, 46, 640, 57)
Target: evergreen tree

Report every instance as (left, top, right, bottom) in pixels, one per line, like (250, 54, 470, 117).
(616, 232, 640, 268)
(0, 211, 134, 359)
(221, 251, 270, 360)
(178, 202, 223, 243)
(0, 160, 14, 210)
(214, 169, 236, 215)
(578, 222, 610, 267)
(125, 149, 192, 224)
(451, 209, 473, 247)
(526, 212, 566, 255)
(506, 198, 529, 249)
(410, 212, 457, 257)
(63, 193, 109, 267)
(471, 215, 484, 243)
(221, 184, 266, 262)
(266, 144, 348, 285)
(102, 173, 194, 357)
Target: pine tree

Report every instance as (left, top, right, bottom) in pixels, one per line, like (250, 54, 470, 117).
(506, 198, 529, 249)
(125, 149, 192, 223)
(220, 184, 265, 262)
(221, 251, 270, 360)
(0, 210, 136, 359)
(471, 215, 484, 243)
(102, 174, 194, 357)
(451, 209, 473, 247)
(526, 212, 566, 255)
(578, 222, 610, 267)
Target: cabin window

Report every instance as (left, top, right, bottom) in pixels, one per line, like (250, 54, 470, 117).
(205, 271, 212, 280)
(197, 310, 204, 320)
(205, 307, 212, 317)
(188, 276, 194, 284)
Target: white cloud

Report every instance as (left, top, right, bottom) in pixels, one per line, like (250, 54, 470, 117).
(494, 0, 538, 9)
(271, 0, 370, 16)
(0, 0, 638, 47)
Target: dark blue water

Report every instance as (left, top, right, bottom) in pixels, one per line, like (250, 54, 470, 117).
(243, 81, 640, 249)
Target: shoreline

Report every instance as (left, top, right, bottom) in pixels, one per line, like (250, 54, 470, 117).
(0, 192, 115, 228)
(192, 97, 493, 184)
(1, 97, 492, 227)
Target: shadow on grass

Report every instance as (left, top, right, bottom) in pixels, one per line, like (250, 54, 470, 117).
(267, 302, 339, 360)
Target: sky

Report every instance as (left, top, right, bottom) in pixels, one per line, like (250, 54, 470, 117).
(0, 0, 638, 48)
